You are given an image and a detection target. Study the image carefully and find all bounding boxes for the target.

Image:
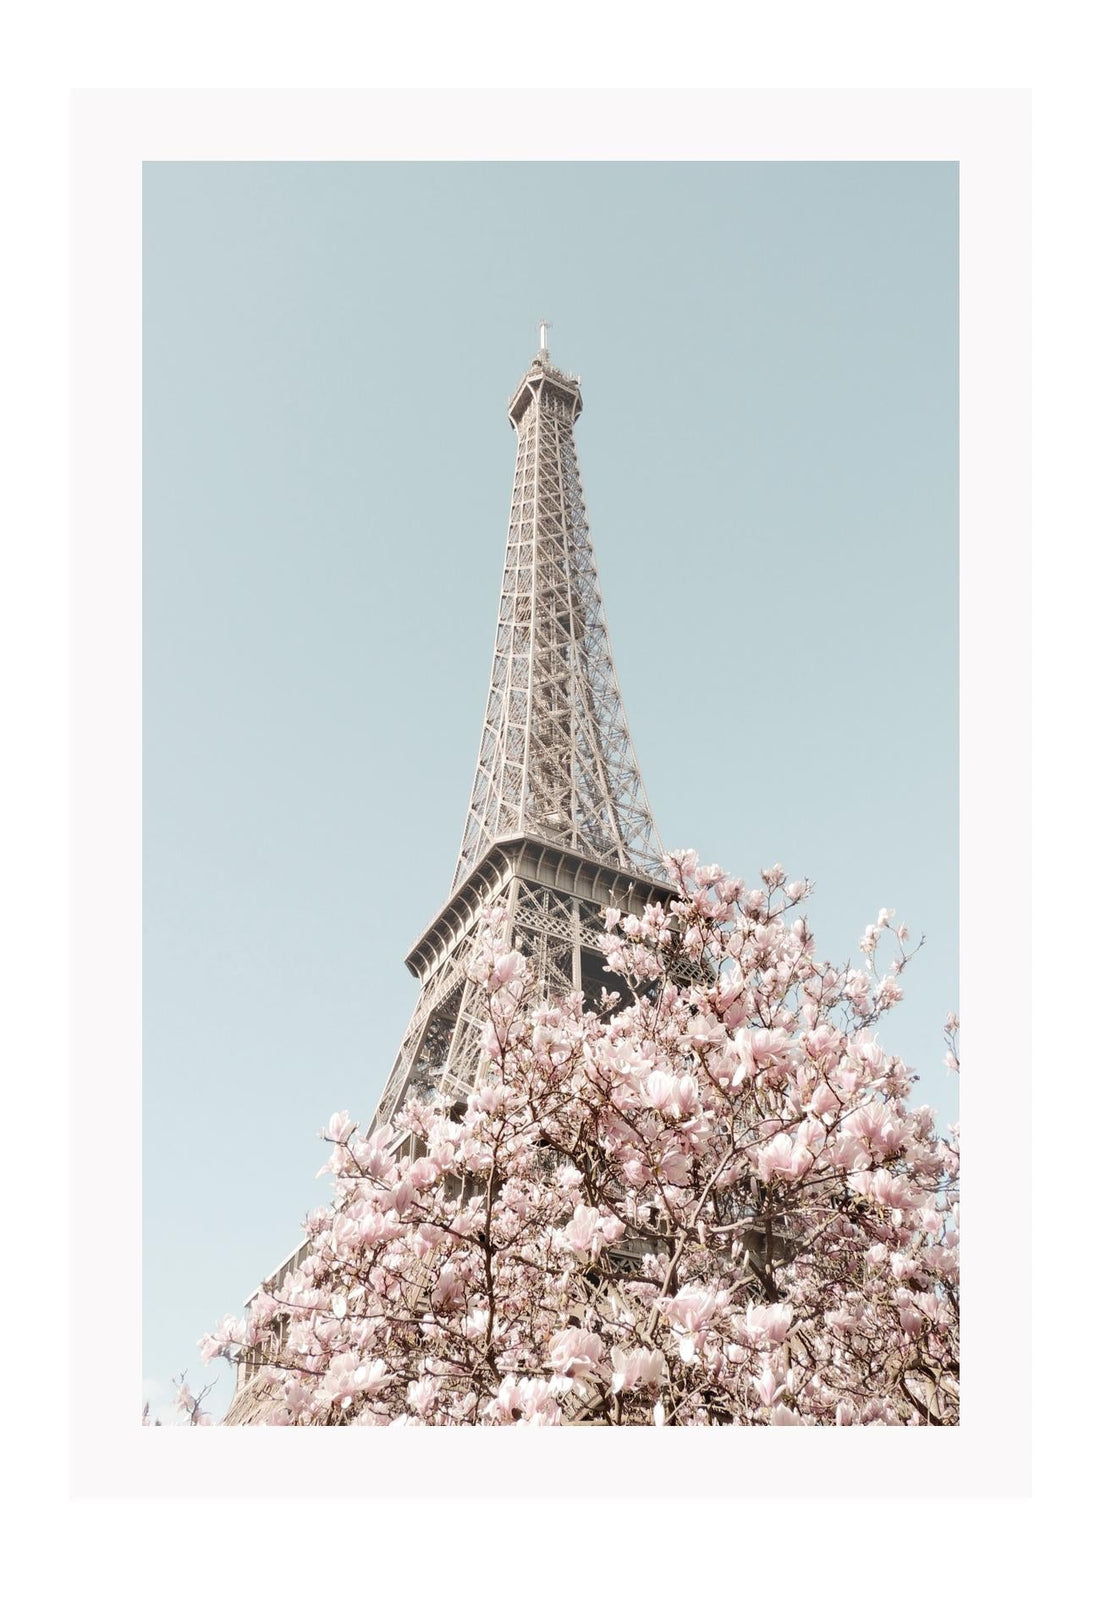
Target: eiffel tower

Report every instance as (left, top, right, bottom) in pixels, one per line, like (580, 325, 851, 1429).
(226, 329, 672, 1419)
(372, 324, 671, 1126)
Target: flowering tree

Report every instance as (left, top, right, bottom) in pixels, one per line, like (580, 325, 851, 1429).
(201, 855, 959, 1426)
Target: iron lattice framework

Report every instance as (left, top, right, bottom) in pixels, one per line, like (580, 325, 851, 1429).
(372, 338, 671, 1129)
(229, 337, 673, 1416)
(453, 350, 663, 889)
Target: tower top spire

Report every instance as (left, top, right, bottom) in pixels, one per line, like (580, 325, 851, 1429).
(537, 317, 551, 358)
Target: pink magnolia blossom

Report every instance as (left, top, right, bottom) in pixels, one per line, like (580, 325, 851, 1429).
(742, 1303, 793, 1348)
(753, 1363, 785, 1408)
(562, 1204, 601, 1255)
(326, 1111, 356, 1145)
(196, 856, 959, 1428)
(771, 1405, 807, 1425)
(547, 1328, 605, 1381)
(755, 1130, 813, 1183)
(609, 1347, 664, 1395)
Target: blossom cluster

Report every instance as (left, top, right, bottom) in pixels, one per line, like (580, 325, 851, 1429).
(200, 854, 958, 1426)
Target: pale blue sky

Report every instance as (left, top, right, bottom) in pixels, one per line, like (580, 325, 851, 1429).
(143, 161, 957, 1419)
